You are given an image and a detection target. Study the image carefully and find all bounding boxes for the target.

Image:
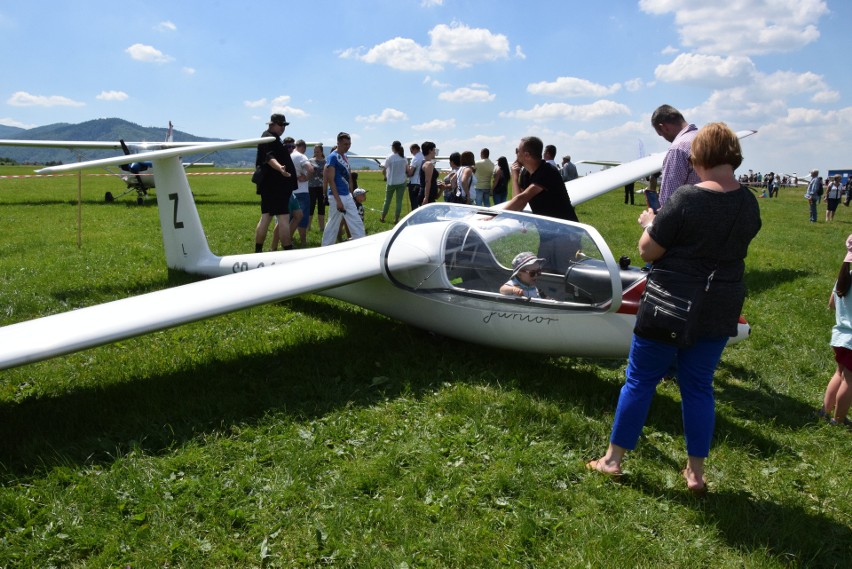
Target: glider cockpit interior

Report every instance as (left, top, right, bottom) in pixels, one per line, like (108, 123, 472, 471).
(382, 204, 645, 311)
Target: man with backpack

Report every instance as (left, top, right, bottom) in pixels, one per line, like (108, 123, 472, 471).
(806, 169, 822, 223)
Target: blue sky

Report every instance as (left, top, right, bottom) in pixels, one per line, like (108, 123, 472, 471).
(1, 0, 850, 176)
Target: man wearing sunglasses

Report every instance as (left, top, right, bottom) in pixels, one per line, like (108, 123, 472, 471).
(500, 252, 546, 299)
(254, 113, 297, 252)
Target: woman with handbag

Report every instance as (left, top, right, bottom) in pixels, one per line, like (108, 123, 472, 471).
(588, 123, 762, 494)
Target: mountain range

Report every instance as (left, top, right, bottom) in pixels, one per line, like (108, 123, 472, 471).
(0, 118, 258, 166)
(0, 118, 384, 170)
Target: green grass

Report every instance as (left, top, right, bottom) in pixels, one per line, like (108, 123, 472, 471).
(1, 165, 850, 567)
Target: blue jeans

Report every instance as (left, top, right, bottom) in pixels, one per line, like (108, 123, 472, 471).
(809, 199, 817, 222)
(295, 192, 311, 228)
(610, 335, 728, 457)
(474, 189, 492, 207)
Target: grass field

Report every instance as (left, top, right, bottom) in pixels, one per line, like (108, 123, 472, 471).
(1, 164, 850, 567)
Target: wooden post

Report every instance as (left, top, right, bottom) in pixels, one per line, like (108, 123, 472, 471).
(77, 168, 82, 248)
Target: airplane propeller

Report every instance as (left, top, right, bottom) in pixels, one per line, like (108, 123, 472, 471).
(111, 139, 152, 204)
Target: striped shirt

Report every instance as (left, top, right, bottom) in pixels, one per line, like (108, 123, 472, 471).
(659, 124, 700, 208)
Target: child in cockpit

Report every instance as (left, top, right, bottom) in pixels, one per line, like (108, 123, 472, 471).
(500, 252, 546, 299)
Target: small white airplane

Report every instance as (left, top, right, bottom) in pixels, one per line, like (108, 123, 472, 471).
(0, 132, 756, 371)
(0, 122, 221, 204)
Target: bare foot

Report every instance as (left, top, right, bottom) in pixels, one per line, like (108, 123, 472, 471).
(586, 458, 623, 478)
(682, 467, 707, 495)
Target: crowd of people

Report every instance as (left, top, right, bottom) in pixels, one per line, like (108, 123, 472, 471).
(802, 169, 852, 223)
(739, 167, 852, 224)
(252, 113, 580, 251)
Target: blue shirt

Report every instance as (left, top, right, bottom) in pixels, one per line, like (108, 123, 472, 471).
(326, 151, 351, 196)
(503, 276, 541, 299)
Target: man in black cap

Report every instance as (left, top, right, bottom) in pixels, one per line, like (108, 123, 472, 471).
(254, 113, 297, 251)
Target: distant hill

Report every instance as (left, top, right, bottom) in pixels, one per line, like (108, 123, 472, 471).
(0, 118, 255, 166)
(0, 124, 24, 138)
(0, 118, 382, 169)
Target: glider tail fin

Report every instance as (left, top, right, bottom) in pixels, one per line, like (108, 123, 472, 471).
(152, 156, 218, 273)
(34, 137, 272, 274)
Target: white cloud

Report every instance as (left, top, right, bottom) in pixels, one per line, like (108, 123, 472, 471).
(125, 43, 174, 63)
(527, 77, 621, 98)
(424, 76, 450, 88)
(7, 91, 85, 107)
(182, 67, 196, 75)
(639, 0, 828, 55)
(655, 53, 756, 88)
(781, 107, 838, 127)
(683, 68, 841, 129)
(270, 95, 308, 118)
(759, 70, 835, 102)
(341, 22, 511, 71)
(355, 108, 408, 123)
(0, 117, 35, 129)
(438, 87, 495, 103)
(688, 87, 788, 126)
(429, 23, 510, 68)
(500, 100, 631, 122)
(339, 39, 438, 72)
(412, 118, 456, 131)
(624, 78, 644, 92)
(421, 0, 443, 6)
(244, 96, 307, 119)
(811, 90, 840, 104)
(96, 90, 129, 101)
(155, 21, 177, 32)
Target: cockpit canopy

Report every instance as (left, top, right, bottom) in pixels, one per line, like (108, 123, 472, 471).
(381, 204, 643, 312)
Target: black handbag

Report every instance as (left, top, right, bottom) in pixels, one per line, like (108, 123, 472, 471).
(634, 268, 712, 347)
(251, 165, 264, 185)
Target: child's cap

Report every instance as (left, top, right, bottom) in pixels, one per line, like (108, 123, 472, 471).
(353, 189, 367, 197)
(511, 252, 545, 277)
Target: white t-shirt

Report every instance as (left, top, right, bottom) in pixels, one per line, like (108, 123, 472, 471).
(290, 150, 311, 194)
(384, 153, 408, 185)
(409, 152, 424, 186)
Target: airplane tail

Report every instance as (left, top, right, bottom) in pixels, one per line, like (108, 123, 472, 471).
(36, 137, 273, 274)
(151, 155, 219, 272)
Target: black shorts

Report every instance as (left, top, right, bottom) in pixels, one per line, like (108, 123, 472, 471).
(260, 189, 292, 215)
(827, 198, 841, 212)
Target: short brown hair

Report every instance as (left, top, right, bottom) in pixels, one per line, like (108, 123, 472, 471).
(460, 151, 476, 167)
(689, 122, 743, 170)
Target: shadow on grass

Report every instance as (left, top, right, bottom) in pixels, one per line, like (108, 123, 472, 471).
(745, 267, 811, 295)
(0, 292, 813, 484)
(0, 295, 615, 480)
(626, 474, 850, 567)
(43, 269, 203, 307)
(715, 359, 820, 430)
